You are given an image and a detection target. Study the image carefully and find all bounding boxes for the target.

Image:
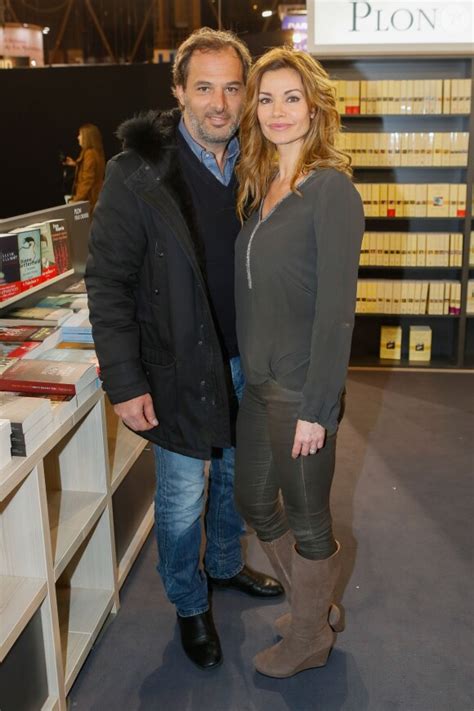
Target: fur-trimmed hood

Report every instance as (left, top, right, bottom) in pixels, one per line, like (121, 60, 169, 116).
(115, 107, 207, 276)
(116, 108, 181, 164)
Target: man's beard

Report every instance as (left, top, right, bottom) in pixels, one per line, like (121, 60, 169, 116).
(184, 102, 240, 146)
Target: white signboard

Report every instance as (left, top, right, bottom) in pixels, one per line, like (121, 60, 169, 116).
(0, 24, 44, 66)
(307, 0, 474, 56)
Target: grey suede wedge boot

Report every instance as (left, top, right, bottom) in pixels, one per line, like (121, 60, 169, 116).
(254, 542, 342, 678)
(259, 532, 344, 636)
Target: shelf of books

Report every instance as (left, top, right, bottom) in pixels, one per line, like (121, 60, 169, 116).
(326, 56, 474, 369)
(0, 205, 157, 709)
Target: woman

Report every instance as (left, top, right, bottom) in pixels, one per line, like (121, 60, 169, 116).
(234, 48, 364, 678)
(65, 123, 105, 212)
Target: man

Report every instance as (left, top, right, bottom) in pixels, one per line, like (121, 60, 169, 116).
(85, 27, 283, 671)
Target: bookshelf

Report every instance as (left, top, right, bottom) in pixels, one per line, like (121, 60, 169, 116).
(0, 204, 156, 709)
(324, 57, 474, 369)
(0, 389, 155, 709)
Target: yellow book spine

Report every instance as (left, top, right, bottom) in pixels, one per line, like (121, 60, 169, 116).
(417, 233, 426, 266)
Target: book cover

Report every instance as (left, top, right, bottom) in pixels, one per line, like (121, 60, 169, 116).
(0, 341, 40, 359)
(380, 326, 402, 360)
(36, 347, 99, 370)
(0, 233, 22, 301)
(27, 221, 59, 280)
(0, 359, 98, 396)
(49, 219, 72, 274)
(2, 307, 73, 327)
(16, 228, 42, 282)
(0, 326, 40, 342)
(427, 184, 449, 217)
(409, 326, 432, 362)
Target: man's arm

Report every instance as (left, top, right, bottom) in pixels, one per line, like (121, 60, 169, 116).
(85, 157, 156, 430)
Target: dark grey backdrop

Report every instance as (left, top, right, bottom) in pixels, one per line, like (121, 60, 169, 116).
(0, 63, 175, 218)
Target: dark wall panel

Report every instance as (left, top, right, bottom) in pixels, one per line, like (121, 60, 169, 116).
(0, 64, 175, 218)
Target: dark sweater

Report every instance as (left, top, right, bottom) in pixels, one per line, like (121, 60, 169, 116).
(235, 168, 364, 434)
(177, 131, 240, 358)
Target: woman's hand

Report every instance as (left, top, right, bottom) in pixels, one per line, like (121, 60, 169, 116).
(63, 156, 76, 167)
(291, 419, 326, 459)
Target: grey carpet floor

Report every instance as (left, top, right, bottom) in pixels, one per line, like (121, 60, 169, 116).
(69, 372, 474, 711)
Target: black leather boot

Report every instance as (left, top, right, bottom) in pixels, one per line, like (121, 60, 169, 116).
(177, 610, 223, 670)
(208, 564, 284, 597)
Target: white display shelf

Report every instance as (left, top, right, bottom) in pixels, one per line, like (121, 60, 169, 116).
(0, 269, 75, 310)
(0, 388, 102, 502)
(57, 586, 114, 694)
(108, 422, 147, 493)
(48, 491, 107, 580)
(0, 575, 47, 661)
(117, 502, 154, 589)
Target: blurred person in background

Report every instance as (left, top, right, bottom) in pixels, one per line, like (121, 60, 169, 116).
(64, 123, 105, 212)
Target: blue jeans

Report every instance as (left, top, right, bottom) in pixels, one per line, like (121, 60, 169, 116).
(154, 356, 246, 617)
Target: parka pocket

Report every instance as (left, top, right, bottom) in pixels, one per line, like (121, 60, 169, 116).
(142, 347, 177, 430)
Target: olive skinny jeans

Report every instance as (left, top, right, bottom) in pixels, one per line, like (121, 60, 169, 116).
(235, 380, 338, 560)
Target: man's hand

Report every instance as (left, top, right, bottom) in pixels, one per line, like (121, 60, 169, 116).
(291, 419, 326, 459)
(113, 394, 158, 432)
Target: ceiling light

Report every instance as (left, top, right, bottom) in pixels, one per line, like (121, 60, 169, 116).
(261, 10, 272, 18)
(42, 27, 50, 35)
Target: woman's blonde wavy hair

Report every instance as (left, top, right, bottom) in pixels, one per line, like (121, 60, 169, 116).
(236, 47, 351, 221)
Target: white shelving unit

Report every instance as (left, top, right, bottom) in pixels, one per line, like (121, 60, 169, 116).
(0, 389, 155, 710)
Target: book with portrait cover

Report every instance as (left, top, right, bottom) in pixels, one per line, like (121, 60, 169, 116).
(16, 228, 42, 283)
(28, 221, 58, 280)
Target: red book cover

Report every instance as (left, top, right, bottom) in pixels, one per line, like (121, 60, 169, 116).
(0, 326, 40, 342)
(49, 220, 72, 274)
(0, 359, 97, 396)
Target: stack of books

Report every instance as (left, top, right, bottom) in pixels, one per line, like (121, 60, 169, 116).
(1, 306, 73, 327)
(61, 309, 93, 344)
(0, 358, 100, 412)
(0, 417, 12, 468)
(0, 393, 53, 457)
(0, 325, 62, 363)
(35, 293, 88, 313)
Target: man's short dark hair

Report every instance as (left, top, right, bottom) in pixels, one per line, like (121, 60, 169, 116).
(172, 27, 252, 91)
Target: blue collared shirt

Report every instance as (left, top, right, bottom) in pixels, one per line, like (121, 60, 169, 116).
(178, 116, 239, 186)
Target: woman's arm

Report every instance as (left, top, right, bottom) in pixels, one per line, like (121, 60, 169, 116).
(297, 169, 364, 435)
(71, 149, 97, 201)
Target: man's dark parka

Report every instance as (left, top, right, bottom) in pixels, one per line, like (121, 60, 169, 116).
(85, 109, 232, 459)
